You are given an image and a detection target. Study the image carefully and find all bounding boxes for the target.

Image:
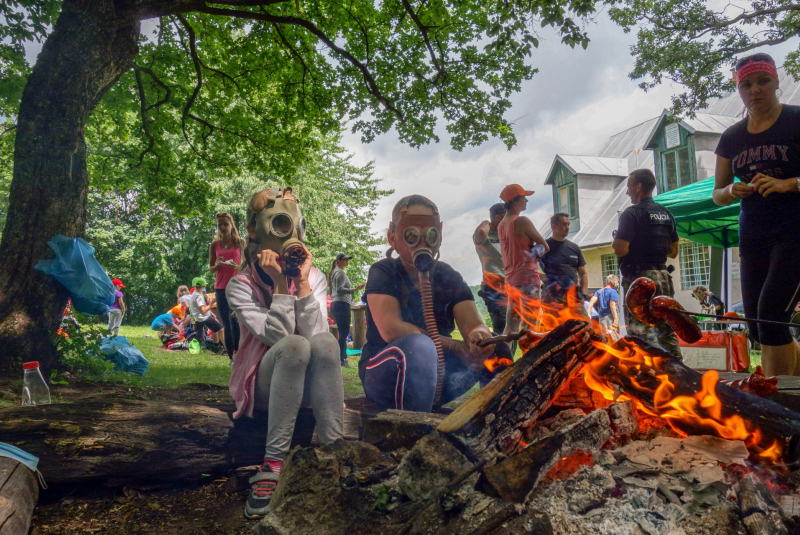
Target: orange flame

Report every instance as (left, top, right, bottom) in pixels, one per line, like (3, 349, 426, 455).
(482, 271, 782, 463)
(484, 356, 513, 373)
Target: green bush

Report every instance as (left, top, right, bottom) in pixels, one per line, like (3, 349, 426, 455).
(54, 321, 116, 379)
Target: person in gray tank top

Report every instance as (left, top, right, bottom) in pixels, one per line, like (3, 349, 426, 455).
(473, 203, 507, 333)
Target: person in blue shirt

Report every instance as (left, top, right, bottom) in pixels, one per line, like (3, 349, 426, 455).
(587, 275, 620, 340)
(151, 309, 182, 336)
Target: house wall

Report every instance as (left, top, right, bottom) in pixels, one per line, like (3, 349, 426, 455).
(581, 244, 712, 312)
(692, 133, 721, 182)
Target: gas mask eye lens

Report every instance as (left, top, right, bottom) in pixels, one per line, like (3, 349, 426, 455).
(297, 217, 306, 240)
(403, 227, 421, 247)
(270, 213, 294, 237)
(425, 227, 439, 247)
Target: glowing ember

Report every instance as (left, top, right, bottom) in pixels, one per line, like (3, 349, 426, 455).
(482, 271, 783, 463)
(484, 356, 513, 373)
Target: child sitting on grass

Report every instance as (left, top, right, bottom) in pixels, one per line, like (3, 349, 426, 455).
(190, 277, 224, 353)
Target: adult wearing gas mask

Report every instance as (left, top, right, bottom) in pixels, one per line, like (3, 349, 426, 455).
(360, 195, 512, 412)
(226, 187, 343, 519)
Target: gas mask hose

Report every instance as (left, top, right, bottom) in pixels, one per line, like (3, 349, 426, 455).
(418, 271, 445, 407)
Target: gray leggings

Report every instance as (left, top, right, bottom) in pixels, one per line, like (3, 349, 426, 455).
(254, 332, 344, 461)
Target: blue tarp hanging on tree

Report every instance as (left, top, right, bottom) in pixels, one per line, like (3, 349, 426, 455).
(34, 235, 115, 316)
(100, 336, 149, 375)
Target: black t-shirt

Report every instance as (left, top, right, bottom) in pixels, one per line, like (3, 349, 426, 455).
(359, 257, 474, 378)
(541, 238, 585, 286)
(705, 292, 725, 311)
(715, 104, 800, 246)
(616, 198, 679, 269)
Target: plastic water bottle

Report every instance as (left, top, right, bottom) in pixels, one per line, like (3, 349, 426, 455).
(532, 244, 546, 258)
(21, 361, 51, 406)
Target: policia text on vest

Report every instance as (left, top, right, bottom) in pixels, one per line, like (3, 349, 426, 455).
(614, 197, 683, 359)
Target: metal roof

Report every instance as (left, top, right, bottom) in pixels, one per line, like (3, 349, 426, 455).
(702, 66, 800, 116)
(544, 155, 628, 185)
(596, 117, 659, 170)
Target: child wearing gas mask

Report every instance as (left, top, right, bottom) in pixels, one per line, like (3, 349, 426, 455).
(226, 187, 343, 519)
(360, 195, 513, 413)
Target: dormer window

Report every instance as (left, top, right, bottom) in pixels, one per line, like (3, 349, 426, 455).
(650, 121, 696, 193)
(558, 183, 577, 217)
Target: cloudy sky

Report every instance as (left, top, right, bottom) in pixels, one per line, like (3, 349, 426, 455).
(341, 13, 795, 286)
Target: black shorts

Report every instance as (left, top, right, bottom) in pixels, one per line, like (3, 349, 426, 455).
(740, 236, 800, 346)
(196, 316, 223, 333)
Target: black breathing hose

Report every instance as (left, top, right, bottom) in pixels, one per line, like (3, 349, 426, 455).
(417, 267, 446, 407)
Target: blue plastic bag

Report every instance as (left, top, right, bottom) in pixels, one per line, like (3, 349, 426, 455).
(34, 235, 115, 316)
(100, 336, 149, 375)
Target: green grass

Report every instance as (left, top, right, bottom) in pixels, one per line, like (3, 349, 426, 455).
(114, 326, 366, 394)
(749, 350, 762, 373)
(112, 325, 233, 388)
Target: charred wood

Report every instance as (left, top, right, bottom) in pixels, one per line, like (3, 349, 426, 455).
(438, 320, 603, 461)
(480, 408, 613, 503)
(737, 473, 788, 535)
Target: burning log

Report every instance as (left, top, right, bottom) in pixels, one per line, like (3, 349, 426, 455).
(587, 337, 800, 459)
(480, 401, 638, 503)
(480, 408, 612, 503)
(737, 473, 789, 535)
(437, 320, 603, 461)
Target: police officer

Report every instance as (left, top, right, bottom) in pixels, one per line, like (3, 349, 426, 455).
(612, 169, 682, 358)
(473, 203, 507, 333)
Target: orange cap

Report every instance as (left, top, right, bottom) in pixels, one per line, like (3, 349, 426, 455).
(500, 184, 535, 202)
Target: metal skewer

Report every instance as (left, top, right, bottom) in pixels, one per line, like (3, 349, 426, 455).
(676, 310, 799, 329)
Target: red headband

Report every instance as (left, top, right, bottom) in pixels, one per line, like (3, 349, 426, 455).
(735, 61, 778, 86)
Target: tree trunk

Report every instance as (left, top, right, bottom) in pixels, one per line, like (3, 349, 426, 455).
(0, 0, 140, 375)
(0, 400, 318, 487)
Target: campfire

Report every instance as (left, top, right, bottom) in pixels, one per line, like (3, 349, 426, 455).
(255, 278, 800, 535)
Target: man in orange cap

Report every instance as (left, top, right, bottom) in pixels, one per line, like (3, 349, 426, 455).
(497, 185, 548, 351)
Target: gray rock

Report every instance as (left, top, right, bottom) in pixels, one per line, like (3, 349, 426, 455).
(397, 433, 471, 502)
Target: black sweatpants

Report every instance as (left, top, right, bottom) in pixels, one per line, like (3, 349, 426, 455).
(215, 288, 240, 359)
(331, 301, 351, 363)
(740, 237, 800, 346)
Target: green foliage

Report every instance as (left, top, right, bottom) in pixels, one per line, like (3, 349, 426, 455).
(0, 2, 605, 217)
(609, 0, 800, 115)
(54, 321, 117, 379)
(86, 129, 390, 325)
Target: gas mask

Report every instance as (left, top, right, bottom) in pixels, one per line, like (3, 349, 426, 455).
(248, 187, 307, 277)
(391, 211, 442, 274)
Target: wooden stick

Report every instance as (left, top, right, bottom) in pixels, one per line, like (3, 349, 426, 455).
(677, 309, 798, 329)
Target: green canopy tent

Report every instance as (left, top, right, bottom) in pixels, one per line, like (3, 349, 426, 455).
(653, 176, 740, 306)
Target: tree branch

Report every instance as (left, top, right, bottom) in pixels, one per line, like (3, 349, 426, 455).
(197, 4, 404, 122)
(400, 0, 445, 80)
(133, 65, 171, 111)
(133, 68, 159, 169)
(174, 14, 216, 155)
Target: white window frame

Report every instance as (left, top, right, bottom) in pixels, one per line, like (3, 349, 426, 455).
(601, 253, 618, 282)
(679, 242, 710, 290)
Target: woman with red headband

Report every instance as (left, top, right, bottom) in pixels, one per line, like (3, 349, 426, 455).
(713, 53, 800, 376)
